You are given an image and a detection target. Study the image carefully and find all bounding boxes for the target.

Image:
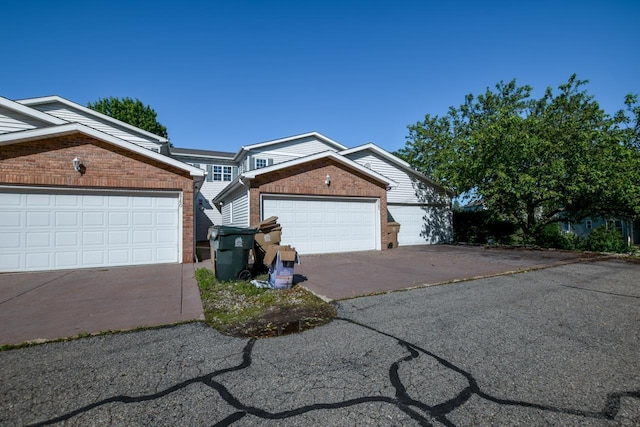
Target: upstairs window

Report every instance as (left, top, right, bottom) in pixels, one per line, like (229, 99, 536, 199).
(255, 158, 267, 169)
(203, 164, 233, 182)
(212, 165, 233, 181)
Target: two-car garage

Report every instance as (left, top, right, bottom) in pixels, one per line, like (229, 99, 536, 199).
(262, 195, 380, 255)
(0, 189, 182, 272)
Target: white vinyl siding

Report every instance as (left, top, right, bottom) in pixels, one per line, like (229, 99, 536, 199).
(239, 135, 344, 170)
(29, 103, 164, 151)
(0, 188, 181, 272)
(221, 187, 249, 227)
(0, 107, 50, 134)
(347, 150, 448, 204)
(388, 205, 452, 245)
(262, 195, 379, 254)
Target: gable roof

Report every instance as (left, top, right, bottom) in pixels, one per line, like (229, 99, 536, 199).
(16, 96, 169, 143)
(214, 150, 396, 203)
(340, 143, 453, 195)
(233, 131, 347, 161)
(0, 123, 204, 178)
(0, 96, 67, 126)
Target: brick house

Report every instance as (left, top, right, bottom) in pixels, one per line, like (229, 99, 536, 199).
(0, 96, 204, 272)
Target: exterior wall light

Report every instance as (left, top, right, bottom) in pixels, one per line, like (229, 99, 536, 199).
(325, 174, 331, 186)
(73, 157, 81, 172)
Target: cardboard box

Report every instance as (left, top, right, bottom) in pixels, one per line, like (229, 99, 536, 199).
(254, 229, 282, 249)
(264, 245, 299, 289)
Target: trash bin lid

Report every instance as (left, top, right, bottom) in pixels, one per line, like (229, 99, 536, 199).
(212, 225, 258, 237)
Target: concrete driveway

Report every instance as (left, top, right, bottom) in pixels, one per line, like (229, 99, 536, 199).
(295, 245, 587, 300)
(0, 263, 204, 346)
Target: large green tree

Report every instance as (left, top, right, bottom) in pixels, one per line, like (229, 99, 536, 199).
(396, 75, 640, 242)
(87, 97, 169, 139)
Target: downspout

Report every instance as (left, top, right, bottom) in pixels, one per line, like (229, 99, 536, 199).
(193, 176, 205, 262)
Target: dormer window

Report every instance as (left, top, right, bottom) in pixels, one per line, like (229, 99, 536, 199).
(255, 158, 267, 169)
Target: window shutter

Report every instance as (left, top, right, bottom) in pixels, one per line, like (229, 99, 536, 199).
(232, 166, 239, 179)
(206, 164, 213, 182)
(268, 158, 274, 166)
(248, 155, 253, 171)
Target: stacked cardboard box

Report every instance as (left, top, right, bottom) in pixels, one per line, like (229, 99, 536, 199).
(254, 216, 282, 251)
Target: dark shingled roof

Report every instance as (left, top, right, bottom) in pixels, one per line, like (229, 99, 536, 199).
(170, 147, 235, 158)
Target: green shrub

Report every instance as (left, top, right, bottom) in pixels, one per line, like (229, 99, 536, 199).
(536, 223, 585, 250)
(586, 225, 629, 253)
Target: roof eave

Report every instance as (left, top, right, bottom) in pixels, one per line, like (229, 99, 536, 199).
(16, 96, 169, 144)
(0, 123, 203, 177)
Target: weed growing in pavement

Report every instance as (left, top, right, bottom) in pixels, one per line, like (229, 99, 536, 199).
(195, 268, 336, 338)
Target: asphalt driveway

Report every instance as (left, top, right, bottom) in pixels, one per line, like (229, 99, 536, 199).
(1, 259, 638, 425)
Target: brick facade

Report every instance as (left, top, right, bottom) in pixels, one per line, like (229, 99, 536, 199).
(0, 134, 195, 262)
(248, 158, 389, 249)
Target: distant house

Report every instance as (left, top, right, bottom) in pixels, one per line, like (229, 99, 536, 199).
(561, 217, 637, 244)
(0, 95, 452, 273)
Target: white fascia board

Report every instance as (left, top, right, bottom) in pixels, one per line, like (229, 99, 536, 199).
(16, 96, 169, 143)
(0, 123, 204, 177)
(340, 143, 452, 195)
(243, 151, 396, 187)
(232, 131, 348, 161)
(0, 96, 67, 125)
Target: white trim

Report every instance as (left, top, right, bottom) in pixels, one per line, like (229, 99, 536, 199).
(16, 96, 169, 143)
(0, 123, 204, 177)
(213, 151, 396, 205)
(233, 132, 348, 161)
(0, 96, 67, 125)
(243, 150, 395, 185)
(178, 191, 184, 262)
(246, 187, 251, 228)
(0, 185, 181, 197)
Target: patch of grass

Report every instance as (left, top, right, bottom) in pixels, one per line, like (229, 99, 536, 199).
(196, 268, 336, 338)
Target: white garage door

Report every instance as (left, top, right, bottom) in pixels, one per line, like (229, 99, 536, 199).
(262, 196, 379, 255)
(0, 189, 181, 272)
(388, 204, 451, 245)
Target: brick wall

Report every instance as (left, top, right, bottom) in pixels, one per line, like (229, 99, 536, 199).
(0, 134, 196, 262)
(248, 158, 389, 249)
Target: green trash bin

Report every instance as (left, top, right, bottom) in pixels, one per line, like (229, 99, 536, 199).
(210, 226, 258, 282)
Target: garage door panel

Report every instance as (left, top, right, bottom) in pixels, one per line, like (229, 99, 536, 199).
(5, 232, 22, 248)
(83, 211, 105, 226)
(0, 190, 180, 272)
(263, 196, 378, 255)
(27, 211, 49, 226)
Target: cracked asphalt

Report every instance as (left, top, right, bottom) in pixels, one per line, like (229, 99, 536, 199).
(1, 259, 639, 426)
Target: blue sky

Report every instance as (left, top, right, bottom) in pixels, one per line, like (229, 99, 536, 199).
(1, 0, 638, 154)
